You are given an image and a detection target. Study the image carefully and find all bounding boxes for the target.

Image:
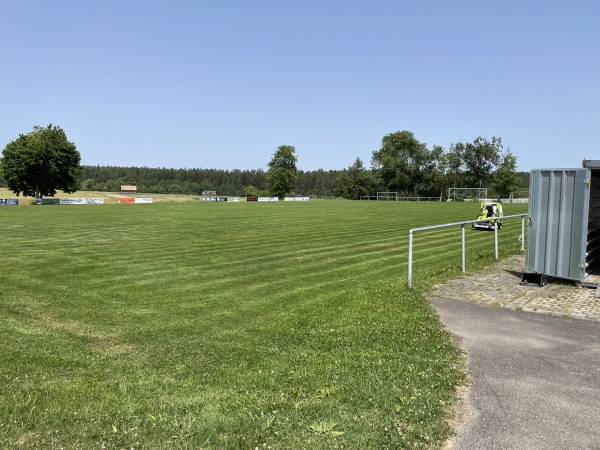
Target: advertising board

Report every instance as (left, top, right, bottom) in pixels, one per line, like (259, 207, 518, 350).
(35, 199, 60, 205)
(284, 197, 311, 201)
(59, 198, 104, 205)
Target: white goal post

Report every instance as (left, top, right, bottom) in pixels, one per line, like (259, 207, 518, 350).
(201, 190, 217, 202)
(447, 187, 487, 201)
(374, 192, 443, 201)
(509, 191, 529, 203)
(377, 192, 398, 201)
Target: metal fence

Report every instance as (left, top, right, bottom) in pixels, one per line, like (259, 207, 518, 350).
(408, 214, 527, 288)
(396, 196, 442, 201)
(360, 196, 442, 201)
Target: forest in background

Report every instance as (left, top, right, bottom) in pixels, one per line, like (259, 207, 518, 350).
(0, 129, 530, 199)
(75, 164, 529, 198)
(78, 166, 338, 197)
(76, 132, 530, 199)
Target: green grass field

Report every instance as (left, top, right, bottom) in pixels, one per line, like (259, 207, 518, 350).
(0, 200, 528, 449)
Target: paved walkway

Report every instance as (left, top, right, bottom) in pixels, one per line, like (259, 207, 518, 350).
(431, 254, 600, 449)
(431, 297, 600, 449)
(431, 254, 600, 322)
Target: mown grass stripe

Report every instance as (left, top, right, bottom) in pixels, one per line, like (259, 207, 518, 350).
(0, 200, 528, 449)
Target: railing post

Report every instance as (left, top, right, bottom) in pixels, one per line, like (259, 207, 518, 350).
(462, 223, 466, 272)
(521, 214, 525, 251)
(408, 230, 413, 288)
(494, 222, 499, 259)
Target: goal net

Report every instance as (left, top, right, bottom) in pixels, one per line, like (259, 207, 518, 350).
(202, 190, 217, 201)
(377, 192, 398, 201)
(509, 191, 529, 203)
(447, 187, 487, 202)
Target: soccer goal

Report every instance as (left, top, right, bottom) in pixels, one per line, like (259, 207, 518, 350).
(509, 191, 529, 203)
(202, 190, 217, 201)
(447, 187, 487, 202)
(377, 192, 398, 201)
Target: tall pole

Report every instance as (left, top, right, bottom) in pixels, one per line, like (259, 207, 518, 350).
(494, 222, 499, 259)
(521, 215, 525, 251)
(408, 231, 413, 288)
(462, 224, 466, 272)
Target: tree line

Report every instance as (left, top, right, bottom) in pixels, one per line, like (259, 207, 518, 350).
(1, 125, 528, 199)
(335, 131, 527, 200)
(78, 164, 340, 197)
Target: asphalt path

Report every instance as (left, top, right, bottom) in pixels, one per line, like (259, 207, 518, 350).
(431, 297, 600, 450)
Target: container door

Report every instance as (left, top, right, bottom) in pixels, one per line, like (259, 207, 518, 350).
(525, 168, 590, 281)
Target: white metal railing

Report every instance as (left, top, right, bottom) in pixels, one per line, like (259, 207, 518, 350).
(408, 214, 526, 288)
(360, 195, 443, 201)
(396, 196, 442, 201)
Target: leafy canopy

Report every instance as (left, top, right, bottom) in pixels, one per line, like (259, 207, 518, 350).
(371, 131, 440, 196)
(334, 157, 374, 200)
(1, 124, 82, 198)
(368, 131, 519, 199)
(266, 145, 298, 199)
(493, 150, 519, 197)
(454, 136, 503, 188)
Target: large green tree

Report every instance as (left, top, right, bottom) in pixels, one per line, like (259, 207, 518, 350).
(444, 144, 465, 190)
(459, 136, 503, 188)
(266, 145, 298, 199)
(424, 145, 446, 198)
(371, 131, 439, 196)
(1, 125, 82, 198)
(493, 150, 519, 197)
(334, 157, 374, 199)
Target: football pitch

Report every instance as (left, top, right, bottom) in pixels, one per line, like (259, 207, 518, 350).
(0, 200, 527, 449)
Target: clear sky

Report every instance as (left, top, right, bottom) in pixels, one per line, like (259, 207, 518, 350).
(1, 0, 598, 172)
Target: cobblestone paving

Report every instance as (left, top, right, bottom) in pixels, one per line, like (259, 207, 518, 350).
(431, 254, 600, 322)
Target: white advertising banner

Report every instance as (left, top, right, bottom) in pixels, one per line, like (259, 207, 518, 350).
(59, 198, 104, 204)
(135, 198, 154, 204)
(284, 197, 311, 201)
(258, 197, 279, 202)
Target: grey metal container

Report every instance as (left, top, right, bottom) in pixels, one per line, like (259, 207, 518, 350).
(524, 160, 600, 286)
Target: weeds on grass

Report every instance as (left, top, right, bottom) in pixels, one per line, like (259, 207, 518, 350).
(307, 419, 344, 436)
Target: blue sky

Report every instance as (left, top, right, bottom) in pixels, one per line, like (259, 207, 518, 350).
(1, 0, 598, 172)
